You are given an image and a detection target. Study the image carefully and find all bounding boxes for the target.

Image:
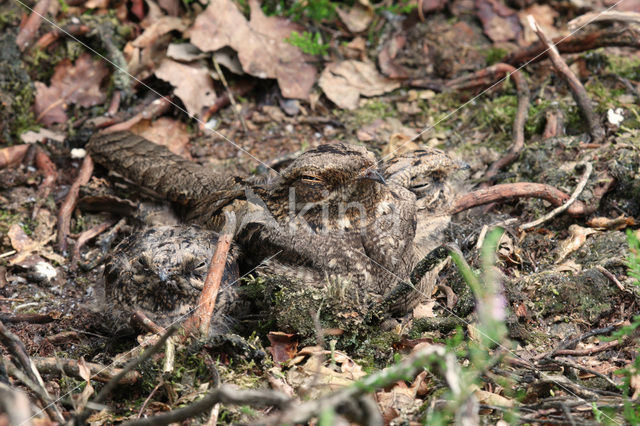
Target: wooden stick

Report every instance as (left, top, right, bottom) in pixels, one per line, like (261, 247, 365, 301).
(56, 154, 94, 253)
(16, 0, 51, 51)
(185, 212, 236, 337)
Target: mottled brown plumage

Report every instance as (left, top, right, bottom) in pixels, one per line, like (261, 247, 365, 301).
(88, 132, 461, 332)
(103, 225, 241, 330)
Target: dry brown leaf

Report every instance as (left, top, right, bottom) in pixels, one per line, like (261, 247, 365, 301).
(476, 0, 522, 43)
(75, 357, 95, 411)
(378, 33, 409, 79)
(413, 300, 436, 319)
(20, 128, 65, 144)
(34, 53, 109, 126)
(155, 59, 217, 117)
(475, 389, 514, 407)
(376, 379, 421, 424)
(587, 215, 637, 230)
(189, 0, 316, 99)
(267, 331, 298, 364)
(319, 60, 400, 110)
(0, 145, 29, 169)
(166, 43, 207, 62)
(518, 4, 559, 44)
(336, 1, 373, 33)
(556, 224, 598, 262)
(132, 16, 188, 49)
(129, 118, 192, 159)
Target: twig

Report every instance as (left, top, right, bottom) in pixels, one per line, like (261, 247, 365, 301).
(541, 325, 621, 359)
(75, 325, 178, 423)
(16, 0, 51, 50)
(553, 340, 621, 357)
(185, 212, 236, 337)
(504, 25, 640, 67)
(32, 356, 141, 384)
(528, 16, 604, 142)
(0, 321, 65, 423)
(0, 144, 29, 169)
(539, 357, 619, 389)
(200, 79, 256, 126)
(0, 313, 56, 324)
(595, 265, 630, 293)
(57, 154, 94, 254)
(568, 11, 640, 30)
(451, 178, 613, 217)
(520, 162, 592, 230)
(94, 325, 178, 404)
(137, 382, 163, 418)
(212, 58, 247, 133)
(32, 150, 58, 219)
(103, 97, 172, 132)
(268, 345, 467, 425)
(121, 385, 291, 426)
(132, 310, 166, 335)
(71, 218, 116, 270)
(446, 64, 530, 184)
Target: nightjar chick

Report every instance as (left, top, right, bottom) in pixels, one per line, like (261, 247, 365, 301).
(102, 225, 241, 333)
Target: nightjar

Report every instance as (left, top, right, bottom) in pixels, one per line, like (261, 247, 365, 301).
(88, 132, 462, 336)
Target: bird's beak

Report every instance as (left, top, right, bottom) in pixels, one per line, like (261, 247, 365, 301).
(360, 168, 386, 185)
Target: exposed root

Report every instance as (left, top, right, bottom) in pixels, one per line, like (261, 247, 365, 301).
(520, 162, 592, 230)
(451, 177, 614, 218)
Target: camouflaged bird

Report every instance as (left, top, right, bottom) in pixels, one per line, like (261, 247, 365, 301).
(87, 132, 461, 335)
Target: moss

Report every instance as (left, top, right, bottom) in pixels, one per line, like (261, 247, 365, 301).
(607, 55, 640, 80)
(483, 47, 508, 66)
(352, 99, 397, 126)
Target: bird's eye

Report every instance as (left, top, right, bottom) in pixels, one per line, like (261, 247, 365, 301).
(194, 261, 207, 270)
(300, 175, 323, 184)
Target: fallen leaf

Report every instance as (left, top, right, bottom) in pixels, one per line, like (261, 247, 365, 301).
(34, 53, 109, 126)
(318, 60, 400, 110)
(518, 4, 559, 44)
(0, 145, 29, 169)
(20, 128, 65, 144)
(129, 118, 192, 159)
(189, 0, 316, 99)
(413, 300, 436, 319)
(587, 215, 637, 230)
(376, 380, 421, 423)
(476, 0, 522, 43)
(132, 17, 188, 49)
(475, 389, 514, 407)
(75, 357, 95, 411)
(267, 331, 298, 364)
(155, 59, 217, 117)
(556, 224, 598, 262)
(166, 43, 207, 62)
(336, 2, 373, 33)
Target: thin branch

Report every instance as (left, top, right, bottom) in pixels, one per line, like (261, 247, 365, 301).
(520, 162, 592, 230)
(0, 321, 65, 423)
(451, 177, 613, 217)
(32, 356, 141, 384)
(121, 385, 291, 426)
(528, 15, 604, 143)
(185, 212, 236, 337)
(57, 154, 94, 253)
(16, 0, 51, 50)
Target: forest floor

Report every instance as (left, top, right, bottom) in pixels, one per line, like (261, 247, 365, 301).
(1, 0, 640, 424)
